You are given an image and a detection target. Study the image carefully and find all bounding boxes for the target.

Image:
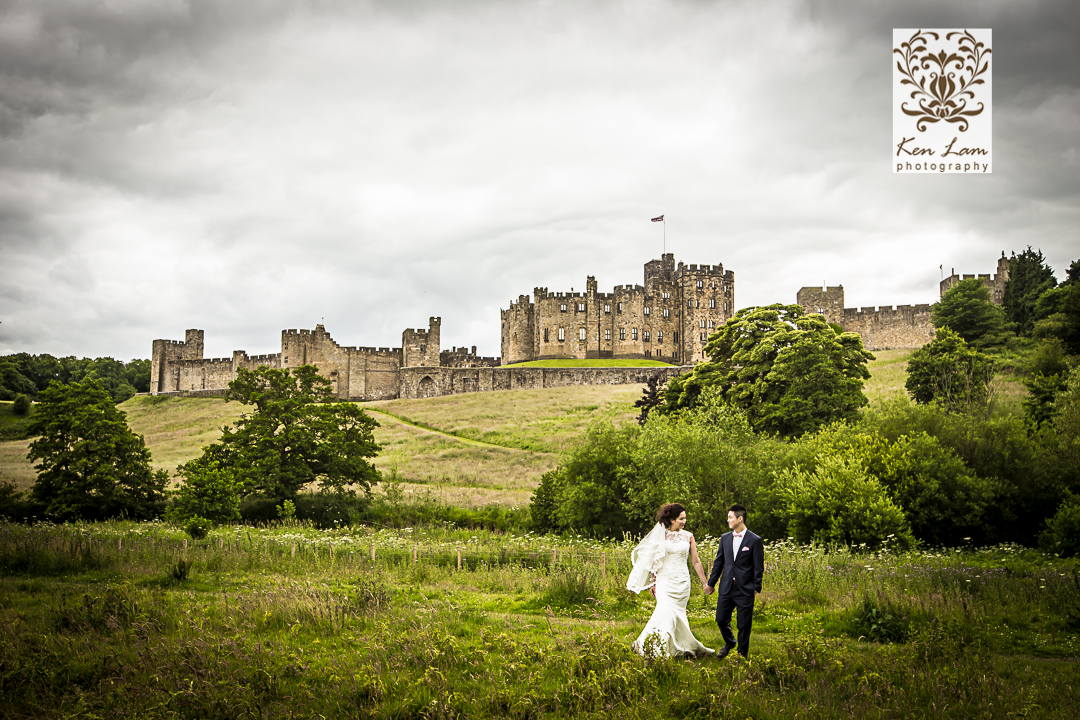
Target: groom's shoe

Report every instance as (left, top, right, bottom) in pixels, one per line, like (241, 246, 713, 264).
(715, 642, 737, 659)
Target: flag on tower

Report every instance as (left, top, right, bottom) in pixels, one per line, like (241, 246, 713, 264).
(651, 215, 664, 222)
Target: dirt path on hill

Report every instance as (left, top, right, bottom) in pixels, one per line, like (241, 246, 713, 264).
(364, 408, 547, 452)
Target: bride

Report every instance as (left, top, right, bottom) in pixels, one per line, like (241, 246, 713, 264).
(627, 503, 714, 658)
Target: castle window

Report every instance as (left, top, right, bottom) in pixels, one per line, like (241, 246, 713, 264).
(544, 329, 549, 342)
(644, 331, 651, 342)
(579, 328, 586, 341)
(604, 304, 611, 314)
(674, 331, 679, 342)
(578, 303, 585, 312)
(724, 302, 728, 312)
(687, 299, 693, 308)
(700, 333, 706, 341)
(709, 320, 714, 328)
(560, 304, 567, 312)
(645, 350, 651, 358)
(699, 319, 706, 328)
(605, 329, 611, 342)
(632, 328, 638, 340)
(620, 329, 626, 340)
(658, 331, 663, 342)
(662, 308, 670, 318)
(617, 302, 623, 314)
(644, 306, 650, 316)
(663, 292, 671, 299)
(420, 344, 426, 353)
(696, 280, 704, 289)
(558, 327, 565, 341)
(709, 298, 716, 309)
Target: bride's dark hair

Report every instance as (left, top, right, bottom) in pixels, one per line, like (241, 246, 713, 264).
(656, 503, 686, 529)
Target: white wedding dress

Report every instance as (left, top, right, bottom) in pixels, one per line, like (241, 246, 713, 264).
(630, 529, 714, 658)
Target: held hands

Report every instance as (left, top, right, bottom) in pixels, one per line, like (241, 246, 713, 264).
(703, 585, 714, 596)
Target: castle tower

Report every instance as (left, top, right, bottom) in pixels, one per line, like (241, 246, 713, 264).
(150, 329, 204, 394)
(402, 317, 441, 367)
(796, 286, 845, 326)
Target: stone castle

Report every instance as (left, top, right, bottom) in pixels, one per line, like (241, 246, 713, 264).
(151, 251, 1010, 400)
(502, 253, 734, 365)
(150, 254, 718, 401)
(796, 253, 1011, 350)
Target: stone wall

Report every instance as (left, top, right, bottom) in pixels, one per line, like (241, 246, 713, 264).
(940, 253, 1011, 305)
(796, 286, 934, 350)
(440, 346, 500, 368)
(398, 365, 688, 400)
(840, 305, 935, 350)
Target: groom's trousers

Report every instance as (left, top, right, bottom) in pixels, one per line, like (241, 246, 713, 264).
(716, 588, 755, 657)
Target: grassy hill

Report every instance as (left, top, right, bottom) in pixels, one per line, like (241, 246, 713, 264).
(4, 349, 1027, 506)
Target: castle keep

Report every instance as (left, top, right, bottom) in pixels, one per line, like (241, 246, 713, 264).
(502, 253, 734, 365)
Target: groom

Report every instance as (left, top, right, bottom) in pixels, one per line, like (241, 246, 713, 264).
(705, 504, 764, 659)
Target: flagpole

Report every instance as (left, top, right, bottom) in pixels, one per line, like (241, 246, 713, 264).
(663, 220, 666, 255)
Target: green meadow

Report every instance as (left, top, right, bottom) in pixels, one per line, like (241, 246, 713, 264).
(1, 522, 1078, 718)
(3, 350, 1077, 718)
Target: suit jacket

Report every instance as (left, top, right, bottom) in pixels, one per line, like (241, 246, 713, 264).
(708, 529, 764, 596)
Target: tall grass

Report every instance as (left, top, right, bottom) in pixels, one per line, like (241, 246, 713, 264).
(2, 521, 1078, 718)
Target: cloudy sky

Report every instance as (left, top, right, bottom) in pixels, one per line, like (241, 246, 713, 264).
(1, 0, 1077, 362)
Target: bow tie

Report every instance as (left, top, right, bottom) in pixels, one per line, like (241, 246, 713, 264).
(734, 533, 743, 538)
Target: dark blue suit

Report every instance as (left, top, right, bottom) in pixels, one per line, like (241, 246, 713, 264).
(707, 529, 764, 657)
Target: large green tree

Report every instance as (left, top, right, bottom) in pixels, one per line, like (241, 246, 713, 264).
(1003, 247, 1058, 336)
(662, 304, 873, 437)
(931, 277, 1006, 346)
(1032, 258, 1080, 354)
(27, 378, 167, 520)
(190, 365, 381, 502)
(905, 328, 995, 413)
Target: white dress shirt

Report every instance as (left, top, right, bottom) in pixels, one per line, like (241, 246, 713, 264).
(732, 529, 746, 559)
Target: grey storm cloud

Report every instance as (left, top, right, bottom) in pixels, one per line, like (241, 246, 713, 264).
(1, 0, 1077, 361)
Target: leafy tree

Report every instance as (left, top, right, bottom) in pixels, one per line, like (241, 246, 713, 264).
(1003, 247, 1057, 336)
(26, 378, 167, 521)
(905, 328, 995, 413)
(1023, 340, 1071, 428)
(535, 421, 638, 537)
(662, 304, 873, 437)
(633, 374, 664, 426)
(124, 358, 152, 393)
(797, 424, 992, 545)
(1039, 493, 1080, 558)
(189, 365, 381, 502)
(0, 359, 36, 400)
(775, 456, 913, 550)
(166, 456, 242, 527)
(931, 278, 1007, 346)
(1032, 262, 1080, 354)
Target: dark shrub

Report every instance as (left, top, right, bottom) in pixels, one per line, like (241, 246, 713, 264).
(12, 394, 30, 417)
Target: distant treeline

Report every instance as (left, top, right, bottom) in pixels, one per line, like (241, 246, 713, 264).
(0, 354, 150, 404)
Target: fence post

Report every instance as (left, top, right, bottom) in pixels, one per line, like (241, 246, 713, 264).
(371, 544, 376, 565)
(183, 538, 188, 552)
(330, 544, 335, 563)
(118, 538, 122, 552)
(291, 542, 296, 558)
(601, 551, 607, 578)
(457, 547, 463, 571)
(551, 549, 557, 566)
(413, 545, 418, 564)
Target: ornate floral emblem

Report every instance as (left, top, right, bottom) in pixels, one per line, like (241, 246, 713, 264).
(894, 29, 991, 132)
